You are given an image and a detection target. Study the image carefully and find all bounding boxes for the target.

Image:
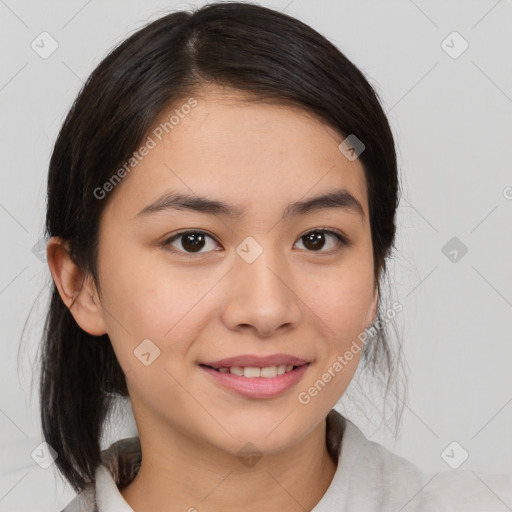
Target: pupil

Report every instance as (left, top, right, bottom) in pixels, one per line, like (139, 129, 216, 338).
(182, 233, 205, 252)
(303, 232, 325, 251)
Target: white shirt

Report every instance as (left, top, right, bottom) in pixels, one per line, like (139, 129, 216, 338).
(61, 408, 512, 511)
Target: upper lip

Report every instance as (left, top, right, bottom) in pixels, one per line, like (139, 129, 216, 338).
(200, 354, 309, 369)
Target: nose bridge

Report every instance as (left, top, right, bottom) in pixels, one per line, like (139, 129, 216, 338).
(221, 236, 302, 336)
(238, 245, 285, 299)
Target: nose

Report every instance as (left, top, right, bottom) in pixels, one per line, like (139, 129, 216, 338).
(220, 245, 303, 338)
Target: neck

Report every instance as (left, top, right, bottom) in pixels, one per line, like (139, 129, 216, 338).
(120, 415, 338, 512)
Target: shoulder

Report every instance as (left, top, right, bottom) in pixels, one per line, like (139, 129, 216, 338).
(418, 469, 512, 511)
(325, 414, 430, 510)
(337, 415, 512, 511)
(60, 484, 97, 512)
(59, 436, 140, 512)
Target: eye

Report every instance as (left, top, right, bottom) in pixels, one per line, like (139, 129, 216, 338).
(163, 230, 220, 256)
(163, 228, 349, 257)
(294, 229, 348, 253)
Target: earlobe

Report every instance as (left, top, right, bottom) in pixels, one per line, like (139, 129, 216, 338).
(46, 236, 108, 336)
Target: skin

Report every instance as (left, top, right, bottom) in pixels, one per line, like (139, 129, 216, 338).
(47, 85, 378, 512)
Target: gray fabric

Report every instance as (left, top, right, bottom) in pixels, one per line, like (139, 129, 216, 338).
(60, 436, 142, 512)
(60, 409, 512, 511)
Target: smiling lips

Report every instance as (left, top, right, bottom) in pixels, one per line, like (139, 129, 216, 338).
(199, 353, 310, 398)
(200, 353, 309, 378)
(205, 364, 299, 378)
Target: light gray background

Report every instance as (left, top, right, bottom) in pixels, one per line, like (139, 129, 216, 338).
(1, 0, 511, 510)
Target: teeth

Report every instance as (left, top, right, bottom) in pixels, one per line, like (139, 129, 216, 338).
(244, 367, 261, 378)
(216, 364, 297, 378)
(261, 366, 278, 378)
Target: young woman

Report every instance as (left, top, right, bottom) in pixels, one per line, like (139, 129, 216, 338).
(40, 2, 512, 511)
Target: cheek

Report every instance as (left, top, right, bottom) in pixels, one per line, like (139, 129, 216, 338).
(96, 244, 199, 359)
(297, 274, 370, 408)
(304, 262, 374, 339)
(298, 255, 374, 398)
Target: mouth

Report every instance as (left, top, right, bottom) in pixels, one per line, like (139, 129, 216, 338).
(198, 362, 311, 399)
(199, 363, 309, 378)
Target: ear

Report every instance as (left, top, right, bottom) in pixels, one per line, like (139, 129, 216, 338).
(366, 286, 379, 328)
(46, 236, 107, 336)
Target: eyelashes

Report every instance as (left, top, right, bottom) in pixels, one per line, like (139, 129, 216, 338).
(162, 228, 350, 258)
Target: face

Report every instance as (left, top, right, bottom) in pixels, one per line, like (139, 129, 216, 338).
(90, 85, 377, 456)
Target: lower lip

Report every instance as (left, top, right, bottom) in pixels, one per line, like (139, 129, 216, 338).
(199, 364, 310, 399)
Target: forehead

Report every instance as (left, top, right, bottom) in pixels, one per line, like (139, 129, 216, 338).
(103, 86, 369, 222)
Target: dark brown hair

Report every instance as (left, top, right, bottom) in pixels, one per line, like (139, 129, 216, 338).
(40, 1, 404, 493)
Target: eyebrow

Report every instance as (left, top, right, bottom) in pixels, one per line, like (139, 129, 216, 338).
(135, 189, 365, 220)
